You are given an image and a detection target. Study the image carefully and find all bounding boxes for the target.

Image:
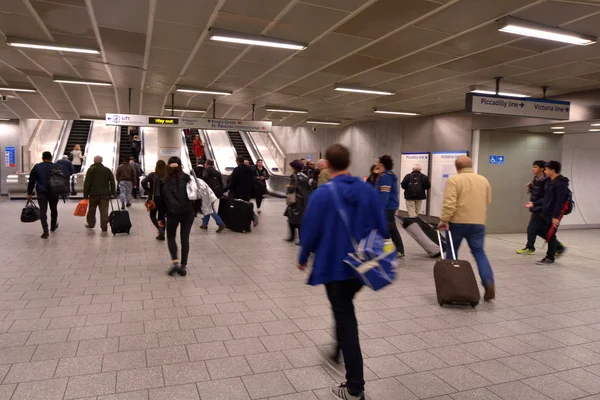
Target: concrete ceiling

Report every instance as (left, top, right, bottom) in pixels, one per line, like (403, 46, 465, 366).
(496, 119, 600, 134)
(0, 0, 600, 126)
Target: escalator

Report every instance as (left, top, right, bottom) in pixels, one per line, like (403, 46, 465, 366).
(63, 120, 91, 159)
(119, 126, 132, 162)
(228, 131, 253, 164)
(186, 129, 198, 166)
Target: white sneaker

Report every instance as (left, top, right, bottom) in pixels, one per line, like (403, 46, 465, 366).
(331, 383, 365, 400)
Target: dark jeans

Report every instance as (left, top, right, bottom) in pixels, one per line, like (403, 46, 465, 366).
(38, 194, 58, 232)
(447, 223, 494, 285)
(73, 165, 82, 173)
(166, 213, 195, 266)
(527, 213, 564, 257)
(87, 195, 109, 230)
(386, 210, 404, 253)
(325, 279, 364, 394)
(538, 215, 564, 261)
(150, 207, 165, 234)
(288, 223, 300, 241)
(255, 184, 266, 209)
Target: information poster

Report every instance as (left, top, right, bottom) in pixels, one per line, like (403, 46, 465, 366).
(4, 146, 15, 168)
(429, 151, 468, 218)
(159, 147, 180, 157)
(399, 152, 430, 213)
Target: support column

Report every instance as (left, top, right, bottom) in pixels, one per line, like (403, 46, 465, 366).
(471, 129, 480, 174)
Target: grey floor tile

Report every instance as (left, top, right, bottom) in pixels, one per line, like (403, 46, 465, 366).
(522, 375, 587, 400)
(149, 384, 200, 400)
(196, 377, 250, 400)
(396, 371, 457, 398)
(397, 350, 449, 372)
(554, 368, 600, 394)
(64, 372, 117, 399)
(364, 378, 418, 400)
(55, 354, 103, 377)
(205, 356, 253, 380)
(488, 381, 552, 400)
(162, 361, 210, 386)
(283, 366, 335, 392)
(364, 355, 414, 378)
(433, 365, 492, 391)
(496, 355, 556, 377)
(102, 350, 147, 372)
(245, 351, 293, 373)
(117, 367, 164, 392)
(465, 360, 525, 384)
(450, 388, 503, 400)
(242, 371, 296, 398)
(11, 377, 68, 400)
(4, 359, 58, 383)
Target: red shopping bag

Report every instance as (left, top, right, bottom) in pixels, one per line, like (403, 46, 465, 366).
(74, 199, 88, 217)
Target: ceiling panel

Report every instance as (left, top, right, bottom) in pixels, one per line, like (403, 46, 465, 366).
(300, 0, 370, 12)
(509, 44, 600, 70)
(0, 0, 30, 15)
(430, 24, 515, 57)
(267, 3, 349, 43)
(272, 57, 328, 78)
(514, 0, 600, 26)
(388, 67, 462, 87)
(296, 32, 371, 63)
(220, 0, 291, 20)
(564, 13, 600, 37)
(441, 46, 535, 73)
(249, 74, 299, 91)
(349, 70, 406, 87)
(212, 11, 270, 35)
(376, 51, 456, 75)
(358, 26, 450, 60)
(192, 43, 243, 67)
(151, 21, 202, 53)
(0, 12, 48, 40)
(321, 54, 386, 76)
(226, 60, 273, 80)
(30, 1, 94, 37)
(93, 0, 148, 34)
(293, 72, 346, 89)
(510, 61, 600, 84)
(335, 0, 440, 39)
(155, 0, 219, 27)
(416, 0, 539, 34)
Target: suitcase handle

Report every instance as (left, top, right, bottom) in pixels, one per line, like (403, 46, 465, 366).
(437, 229, 457, 260)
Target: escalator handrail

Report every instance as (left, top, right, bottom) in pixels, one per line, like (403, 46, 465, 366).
(139, 127, 146, 173)
(266, 131, 286, 163)
(53, 120, 72, 163)
(200, 129, 219, 172)
(243, 131, 283, 176)
(81, 120, 94, 172)
(180, 130, 193, 173)
(113, 126, 121, 172)
(241, 131, 286, 198)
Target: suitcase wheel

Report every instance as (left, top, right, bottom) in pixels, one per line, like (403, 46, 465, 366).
(438, 302, 444, 307)
(470, 302, 479, 308)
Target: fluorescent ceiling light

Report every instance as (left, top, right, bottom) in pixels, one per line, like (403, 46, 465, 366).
(551, 126, 565, 129)
(0, 86, 37, 93)
(265, 106, 308, 114)
(553, 131, 565, 134)
(164, 106, 206, 113)
(589, 129, 600, 132)
(334, 84, 394, 96)
(306, 120, 341, 125)
(6, 36, 100, 54)
(0, 118, 10, 121)
(591, 123, 600, 127)
(176, 86, 232, 96)
(374, 108, 419, 116)
(209, 28, 307, 50)
(53, 77, 112, 86)
(470, 88, 530, 98)
(498, 16, 597, 46)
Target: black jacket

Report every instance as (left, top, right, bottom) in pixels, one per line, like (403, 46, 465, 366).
(141, 172, 163, 198)
(161, 173, 195, 217)
(226, 164, 254, 200)
(400, 171, 431, 200)
(534, 175, 570, 219)
(286, 172, 310, 225)
(203, 167, 223, 198)
(56, 159, 74, 178)
(528, 174, 546, 213)
(27, 161, 55, 196)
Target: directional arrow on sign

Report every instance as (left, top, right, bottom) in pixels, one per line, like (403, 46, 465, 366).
(520, 102, 524, 108)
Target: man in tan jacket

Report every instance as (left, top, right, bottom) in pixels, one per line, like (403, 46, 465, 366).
(438, 156, 495, 301)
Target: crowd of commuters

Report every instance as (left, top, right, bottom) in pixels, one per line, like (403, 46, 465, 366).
(26, 144, 574, 400)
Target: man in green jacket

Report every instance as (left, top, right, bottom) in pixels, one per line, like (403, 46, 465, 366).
(84, 156, 116, 232)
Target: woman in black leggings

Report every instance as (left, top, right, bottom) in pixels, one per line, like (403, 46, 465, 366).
(142, 160, 166, 240)
(161, 157, 196, 277)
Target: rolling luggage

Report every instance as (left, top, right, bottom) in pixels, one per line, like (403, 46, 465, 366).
(108, 200, 132, 235)
(433, 230, 480, 308)
(218, 197, 253, 233)
(402, 217, 444, 258)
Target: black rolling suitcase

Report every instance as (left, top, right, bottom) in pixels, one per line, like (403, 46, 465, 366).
(433, 231, 480, 308)
(108, 200, 132, 235)
(218, 197, 253, 233)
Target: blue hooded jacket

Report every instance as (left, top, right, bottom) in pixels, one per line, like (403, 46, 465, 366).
(377, 170, 399, 210)
(299, 175, 388, 286)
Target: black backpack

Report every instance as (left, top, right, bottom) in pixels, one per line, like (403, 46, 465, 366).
(48, 165, 70, 196)
(163, 178, 194, 216)
(564, 188, 574, 215)
(405, 173, 423, 198)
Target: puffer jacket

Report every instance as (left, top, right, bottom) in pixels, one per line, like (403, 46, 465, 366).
(529, 174, 546, 213)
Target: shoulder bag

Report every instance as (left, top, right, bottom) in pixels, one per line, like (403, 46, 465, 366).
(145, 175, 157, 211)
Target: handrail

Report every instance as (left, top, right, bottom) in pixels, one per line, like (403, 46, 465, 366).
(139, 126, 146, 173)
(180, 130, 193, 173)
(113, 126, 120, 172)
(242, 131, 286, 198)
(52, 120, 72, 162)
(267, 131, 285, 161)
(200, 129, 219, 171)
(81, 120, 94, 171)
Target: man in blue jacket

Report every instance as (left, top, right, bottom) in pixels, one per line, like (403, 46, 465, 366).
(376, 155, 405, 256)
(27, 151, 59, 238)
(298, 144, 387, 400)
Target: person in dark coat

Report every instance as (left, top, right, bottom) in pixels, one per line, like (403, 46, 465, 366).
(366, 164, 379, 186)
(285, 159, 310, 245)
(225, 156, 259, 226)
(141, 160, 167, 241)
(202, 159, 224, 198)
(253, 159, 269, 213)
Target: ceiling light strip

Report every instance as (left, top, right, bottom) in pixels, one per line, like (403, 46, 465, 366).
(334, 84, 394, 96)
(498, 16, 597, 46)
(470, 89, 530, 98)
(374, 109, 419, 116)
(0, 86, 37, 93)
(6, 36, 100, 54)
(176, 87, 232, 96)
(551, 127, 565, 130)
(306, 120, 341, 125)
(209, 28, 307, 50)
(164, 107, 206, 113)
(53, 77, 112, 86)
(265, 106, 308, 114)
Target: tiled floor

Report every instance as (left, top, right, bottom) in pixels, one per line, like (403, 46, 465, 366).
(1, 197, 600, 400)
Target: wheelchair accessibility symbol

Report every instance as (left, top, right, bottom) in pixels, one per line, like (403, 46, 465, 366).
(489, 155, 504, 164)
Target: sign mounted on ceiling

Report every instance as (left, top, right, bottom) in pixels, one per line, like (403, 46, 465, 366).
(105, 114, 273, 132)
(466, 93, 570, 120)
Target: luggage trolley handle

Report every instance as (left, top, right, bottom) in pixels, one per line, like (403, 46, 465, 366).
(437, 229, 457, 260)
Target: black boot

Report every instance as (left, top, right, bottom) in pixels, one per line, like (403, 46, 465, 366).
(285, 224, 296, 242)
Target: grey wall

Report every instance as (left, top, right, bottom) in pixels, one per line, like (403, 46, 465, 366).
(272, 113, 473, 178)
(0, 120, 22, 195)
(560, 132, 600, 228)
(478, 130, 563, 234)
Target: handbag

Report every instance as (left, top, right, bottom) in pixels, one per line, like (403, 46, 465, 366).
(21, 199, 41, 223)
(73, 199, 89, 217)
(286, 174, 297, 205)
(145, 175, 157, 211)
(328, 182, 398, 291)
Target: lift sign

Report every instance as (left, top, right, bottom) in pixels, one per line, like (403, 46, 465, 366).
(149, 117, 179, 125)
